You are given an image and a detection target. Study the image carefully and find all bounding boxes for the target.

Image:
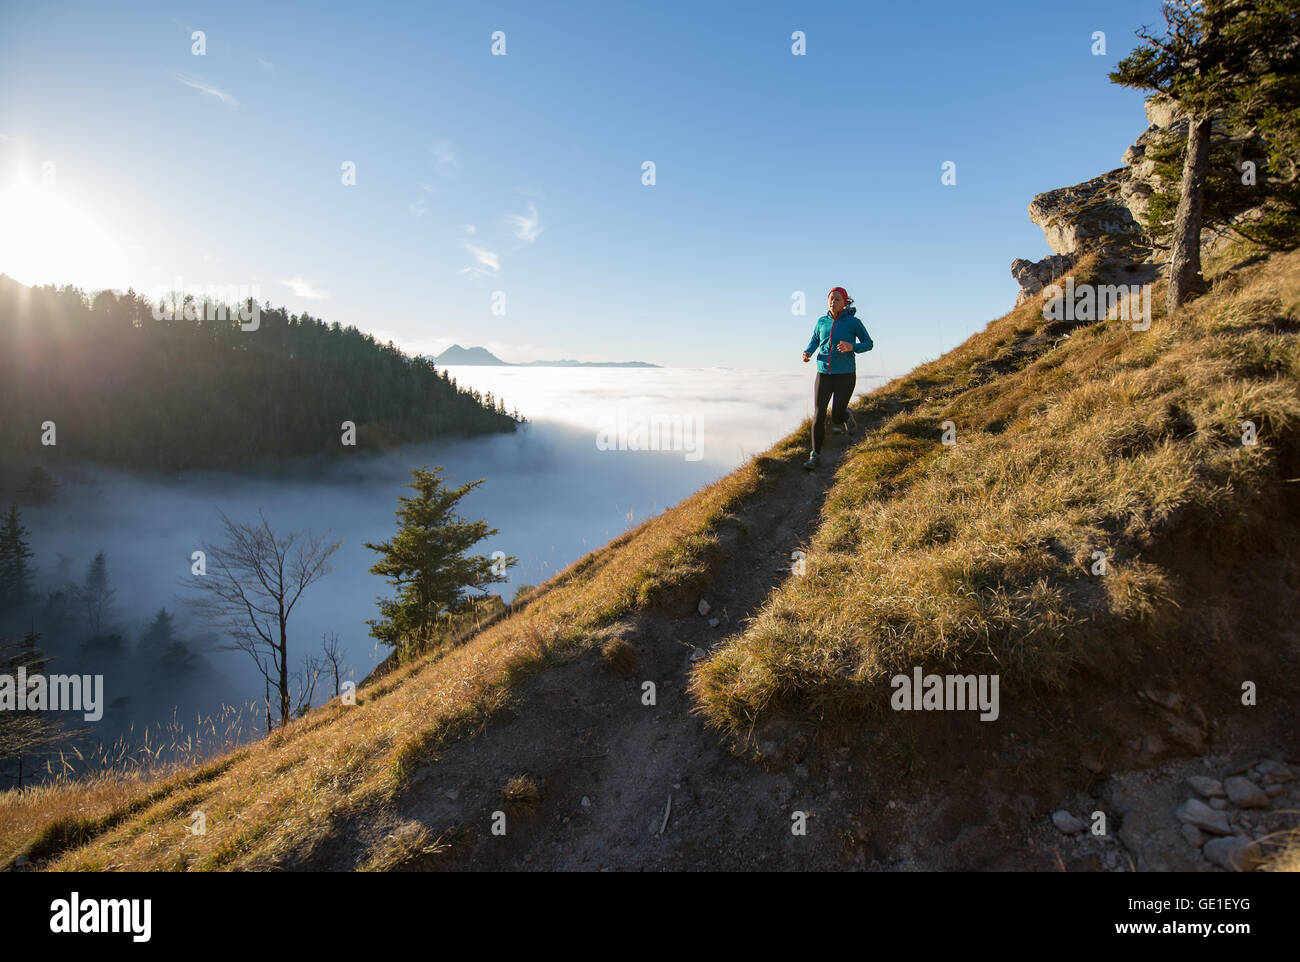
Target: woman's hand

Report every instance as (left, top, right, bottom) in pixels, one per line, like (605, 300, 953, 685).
(801, 352, 811, 363)
(836, 340, 852, 353)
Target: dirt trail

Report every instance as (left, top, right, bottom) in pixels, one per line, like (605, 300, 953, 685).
(289, 395, 1300, 872)
(293, 418, 872, 870)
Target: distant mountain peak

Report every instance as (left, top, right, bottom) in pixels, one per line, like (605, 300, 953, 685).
(431, 344, 658, 368)
(432, 345, 507, 365)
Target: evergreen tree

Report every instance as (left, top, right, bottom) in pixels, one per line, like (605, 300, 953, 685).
(1112, 0, 1300, 312)
(365, 465, 513, 652)
(0, 629, 66, 788)
(0, 504, 35, 615)
(140, 607, 176, 651)
(77, 550, 116, 636)
(141, 606, 197, 674)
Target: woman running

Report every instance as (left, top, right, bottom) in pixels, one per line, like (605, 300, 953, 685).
(801, 286, 873, 470)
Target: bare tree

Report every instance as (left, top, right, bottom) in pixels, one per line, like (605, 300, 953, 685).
(292, 652, 323, 720)
(188, 510, 340, 730)
(320, 632, 348, 699)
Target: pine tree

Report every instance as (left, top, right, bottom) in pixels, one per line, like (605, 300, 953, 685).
(1111, 0, 1300, 312)
(0, 504, 35, 614)
(141, 606, 197, 674)
(365, 465, 513, 652)
(0, 629, 65, 787)
(77, 551, 116, 636)
(140, 607, 176, 651)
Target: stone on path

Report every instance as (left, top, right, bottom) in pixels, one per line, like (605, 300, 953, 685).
(1052, 810, 1086, 835)
(1224, 776, 1270, 810)
(1177, 798, 1231, 836)
(1203, 836, 1261, 872)
(1186, 775, 1225, 799)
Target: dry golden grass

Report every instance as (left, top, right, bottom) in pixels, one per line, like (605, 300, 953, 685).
(691, 246, 1300, 742)
(0, 429, 792, 870)
(356, 821, 451, 872)
(1260, 824, 1300, 872)
(502, 773, 541, 811)
(9, 245, 1298, 871)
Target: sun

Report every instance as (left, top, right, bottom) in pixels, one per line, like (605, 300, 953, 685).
(0, 171, 129, 292)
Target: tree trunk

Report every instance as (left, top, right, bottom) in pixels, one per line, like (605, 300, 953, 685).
(278, 614, 290, 729)
(1167, 115, 1212, 315)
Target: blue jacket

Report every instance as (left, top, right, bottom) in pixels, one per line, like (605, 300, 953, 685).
(805, 306, 872, 374)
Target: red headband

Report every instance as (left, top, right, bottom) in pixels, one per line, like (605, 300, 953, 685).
(828, 287, 848, 301)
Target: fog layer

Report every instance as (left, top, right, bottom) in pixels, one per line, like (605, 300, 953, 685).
(20, 366, 883, 750)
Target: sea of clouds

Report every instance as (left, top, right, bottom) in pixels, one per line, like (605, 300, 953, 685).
(22, 366, 885, 729)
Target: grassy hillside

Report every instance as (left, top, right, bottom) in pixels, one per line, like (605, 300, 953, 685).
(693, 246, 1300, 740)
(3, 246, 1298, 870)
(0, 431, 800, 869)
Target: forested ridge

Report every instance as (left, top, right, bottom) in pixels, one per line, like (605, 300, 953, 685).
(0, 276, 519, 473)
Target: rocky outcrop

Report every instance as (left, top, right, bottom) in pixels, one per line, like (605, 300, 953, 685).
(1028, 168, 1147, 259)
(1119, 94, 1186, 223)
(1011, 94, 1240, 303)
(1009, 253, 1075, 301)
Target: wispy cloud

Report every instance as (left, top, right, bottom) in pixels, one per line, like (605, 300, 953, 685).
(172, 73, 239, 107)
(457, 244, 500, 279)
(463, 224, 476, 235)
(431, 141, 460, 178)
(508, 201, 544, 243)
(280, 275, 330, 300)
(409, 183, 436, 217)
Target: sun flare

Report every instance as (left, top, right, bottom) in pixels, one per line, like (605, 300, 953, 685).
(0, 174, 128, 292)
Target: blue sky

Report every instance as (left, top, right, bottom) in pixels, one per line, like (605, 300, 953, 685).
(0, 0, 1162, 374)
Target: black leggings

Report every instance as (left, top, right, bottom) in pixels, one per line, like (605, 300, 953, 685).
(812, 371, 856, 453)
